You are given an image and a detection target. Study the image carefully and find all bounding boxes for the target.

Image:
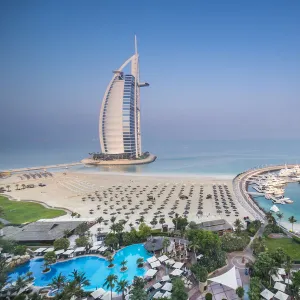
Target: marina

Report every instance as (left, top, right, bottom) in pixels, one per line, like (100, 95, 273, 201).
(236, 164, 300, 233)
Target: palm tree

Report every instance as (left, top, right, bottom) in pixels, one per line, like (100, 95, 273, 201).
(174, 213, 179, 230)
(51, 272, 66, 290)
(136, 257, 144, 268)
(70, 270, 90, 288)
(25, 271, 34, 282)
(15, 276, 27, 292)
(139, 216, 145, 223)
(265, 212, 275, 224)
(103, 274, 118, 300)
(6, 185, 10, 192)
(116, 279, 129, 300)
(108, 256, 114, 268)
(162, 237, 170, 253)
(110, 216, 117, 224)
(234, 219, 244, 234)
(110, 223, 118, 233)
(189, 240, 200, 260)
(120, 259, 128, 271)
(159, 218, 165, 229)
(150, 218, 158, 227)
(288, 216, 297, 232)
(97, 216, 104, 231)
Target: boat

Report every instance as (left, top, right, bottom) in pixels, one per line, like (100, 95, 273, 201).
(278, 165, 293, 177)
(292, 165, 300, 175)
(270, 205, 280, 213)
(272, 199, 285, 204)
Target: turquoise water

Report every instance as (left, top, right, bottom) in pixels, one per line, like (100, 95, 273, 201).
(248, 182, 300, 227)
(9, 244, 152, 291)
(2, 140, 300, 176)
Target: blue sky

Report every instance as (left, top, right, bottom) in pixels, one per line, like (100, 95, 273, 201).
(1, 0, 300, 146)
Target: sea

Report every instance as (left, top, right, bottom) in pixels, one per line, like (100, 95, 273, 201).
(1, 138, 300, 225)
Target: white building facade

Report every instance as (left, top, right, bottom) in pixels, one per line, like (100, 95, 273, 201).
(99, 36, 149, 158)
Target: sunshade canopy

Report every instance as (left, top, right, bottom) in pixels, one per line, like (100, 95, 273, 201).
(260, 289, 275, 300)
(147, 256, 157, 264)
(173, 262, 184, 269)
(170, 269, 183, 276)
(161, 282, 172, 292)
(150, 261, 161, 268)
(162, 275, 171, 282)
(209, 266, 239, 290)
(274, 291, 289, 300)
(274, 282, 286, 292)
(91, 288, 106, 299)
(158, 255, 169, 262)
(144, 269, 157, 278)
(165, 259, 175, 265)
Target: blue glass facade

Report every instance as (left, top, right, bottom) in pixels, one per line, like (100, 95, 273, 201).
(122, 75, 136, 156)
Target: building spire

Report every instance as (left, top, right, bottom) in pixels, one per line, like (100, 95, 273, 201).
(135, 34, 138, 55)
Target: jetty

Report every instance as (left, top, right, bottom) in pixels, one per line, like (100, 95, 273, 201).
(0, 162, 83, 174)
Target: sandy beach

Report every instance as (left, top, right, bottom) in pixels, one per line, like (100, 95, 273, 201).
(0, 171, 255, 231)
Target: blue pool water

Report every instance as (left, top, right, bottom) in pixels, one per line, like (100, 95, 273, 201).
(9, 244, 152, 291)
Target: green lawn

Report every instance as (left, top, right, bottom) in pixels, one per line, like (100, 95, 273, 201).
(0, 196, 66, 224)
(265, 237, 300, 260)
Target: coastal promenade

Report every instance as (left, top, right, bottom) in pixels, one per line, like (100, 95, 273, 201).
(1, 162, 83, 174)
(233, 164, 299, 223)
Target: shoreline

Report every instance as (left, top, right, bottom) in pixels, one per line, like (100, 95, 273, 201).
(0, 170, 254, 231)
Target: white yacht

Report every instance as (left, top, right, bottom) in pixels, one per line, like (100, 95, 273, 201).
(292, 165, 300, 175)
(278, 165, 293, 177)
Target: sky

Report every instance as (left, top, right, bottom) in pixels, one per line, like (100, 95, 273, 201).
(1, 0, 300, 148)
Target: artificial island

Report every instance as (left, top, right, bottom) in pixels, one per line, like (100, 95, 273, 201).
(82, 36, 156, 166)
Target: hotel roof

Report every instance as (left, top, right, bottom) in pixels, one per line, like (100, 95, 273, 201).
(197, 219, 232, 232)
(2, 221, 84, 242)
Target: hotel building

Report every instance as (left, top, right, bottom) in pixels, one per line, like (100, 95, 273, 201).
(99, 36, 149, 158)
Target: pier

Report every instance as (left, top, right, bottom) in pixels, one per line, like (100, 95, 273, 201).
(1, 162, 83, 174)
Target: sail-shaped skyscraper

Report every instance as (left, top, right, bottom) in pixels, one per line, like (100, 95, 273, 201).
(99, 36, 149, 159)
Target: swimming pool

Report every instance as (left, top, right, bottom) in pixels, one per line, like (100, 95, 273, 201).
(9, 244, 152, 291)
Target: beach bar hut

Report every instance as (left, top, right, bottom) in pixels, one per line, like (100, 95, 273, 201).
(63, 249, 74, 258)
(44, 247, 54, 253)
(54, 249, 64, 258)
(90, 245, 100, 253)
(34, 248, 47, 255)
(74, 247, 86, 256)
(260, 289, 275, 300)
